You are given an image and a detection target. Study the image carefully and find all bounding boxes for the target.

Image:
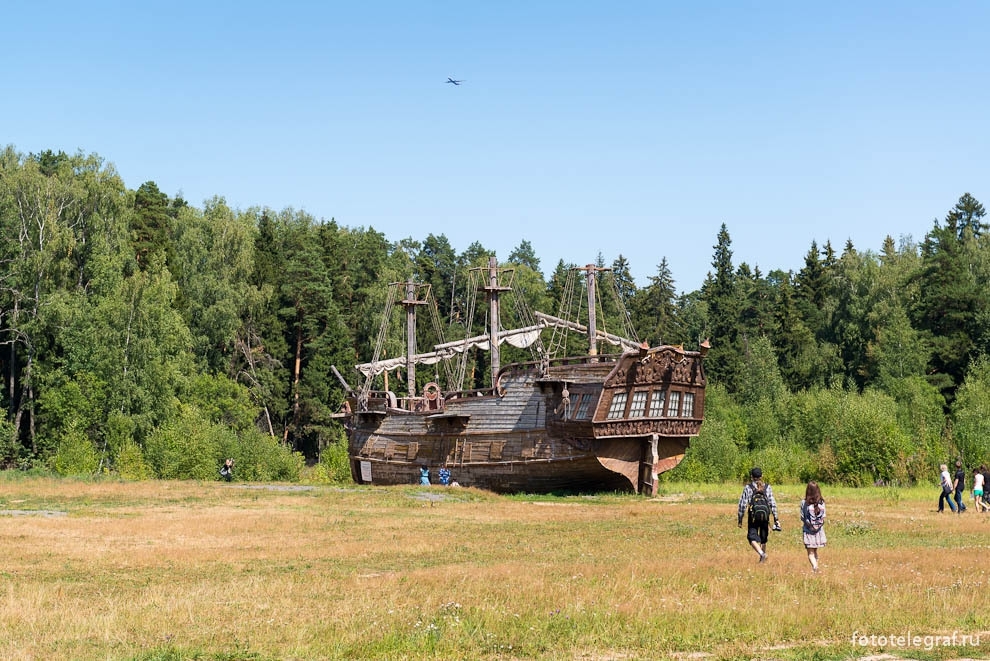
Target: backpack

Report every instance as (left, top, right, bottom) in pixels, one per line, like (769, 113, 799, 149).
(750, 485, 771, 525)
(802, 500, 824, 532)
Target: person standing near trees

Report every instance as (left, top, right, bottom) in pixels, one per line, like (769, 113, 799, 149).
(219, 458, 234, 482)
(953, 460, 967, 513)
(800, 482, 826, 573)
(972, 467, 987, 512)
(737, 467, 780, 563)
(938, 464, 956, 513)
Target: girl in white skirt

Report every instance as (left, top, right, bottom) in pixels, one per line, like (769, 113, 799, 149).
(800, 481, 826, 573)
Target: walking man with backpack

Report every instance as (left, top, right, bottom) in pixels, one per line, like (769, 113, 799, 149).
(737, 467, 780, 563)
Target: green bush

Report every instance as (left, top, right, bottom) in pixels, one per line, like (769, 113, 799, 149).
(139, 404, 304, 482)
(824, 389, 910, 486)
(669, 381, 922, 486)
(220, 429, 303, 482)
(116, 439, 154, 480)
(310, 435, 351, 484)
(743, 441, 815, 484)
(102, 413, 136, 463)
(951, 357, 990, 467)
(52, 426, 100, 476)
(35, 369, 107, 461)
(884, 375, 947, 482)
(743, 396, 783, 451)
(144, 405, 224, 480)
(666, 384, 745, 482)
(672, 416, 742, 482)
(0, 417, 20, 468)
(780, 387, 841, 453)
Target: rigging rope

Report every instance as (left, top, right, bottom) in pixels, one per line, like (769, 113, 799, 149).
(454, 268, 480, 391)
(361, 284, 399, 400)
(605, 271, 640, 343)
(507, 272, 548, 368)
(594, 269, 606, 344)
(547, 268, 576, 359)
(426, 284, 456, 389)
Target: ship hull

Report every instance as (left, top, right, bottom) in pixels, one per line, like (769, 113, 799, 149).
(346, 349, 704, 494)
(351, 452, 668, 494)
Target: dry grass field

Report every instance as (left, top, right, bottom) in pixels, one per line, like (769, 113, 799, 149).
(0, 475, 988, 660)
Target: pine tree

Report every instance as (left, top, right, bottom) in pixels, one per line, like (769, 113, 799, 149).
(130, 181, 172, 269)
(947, 192, 987, 239)
(911, 194, 988, 401)
(795, 240, 827, 334)
(772, 275, 817, 390)
(507, 239, 541, 274)
(736, 263, 777, 340)
(701, 224, 742, 390)
(630, 258, 681, 345)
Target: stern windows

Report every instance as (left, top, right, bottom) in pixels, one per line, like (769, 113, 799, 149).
(604, 388, 694, 420)
(628, 390, 648, 418)
(606, 392, 627, 419)
(681, 392, 695, 418)
(649, 390, 666, 417)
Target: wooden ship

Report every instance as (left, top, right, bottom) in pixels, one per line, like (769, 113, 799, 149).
(332, 257, 709, 495)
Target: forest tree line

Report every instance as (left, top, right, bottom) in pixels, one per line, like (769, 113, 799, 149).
(1, 146, 988, 485)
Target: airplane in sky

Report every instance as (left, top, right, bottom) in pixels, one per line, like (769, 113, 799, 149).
(446, 78, 463, 85)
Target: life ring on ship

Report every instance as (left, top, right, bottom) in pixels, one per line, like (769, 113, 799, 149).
(423, 382, 441, 402)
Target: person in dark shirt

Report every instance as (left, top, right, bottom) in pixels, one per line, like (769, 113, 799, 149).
(953, 460, 967, 514)
(219, 458, 234, 482)
(736, 467, 780, 563)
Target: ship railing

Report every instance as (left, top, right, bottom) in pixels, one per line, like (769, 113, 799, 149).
(359, 390, 453, 413)
(497, 353, 624, 380)
(443, 387, 496, 400)
(546, 354, 623, 367)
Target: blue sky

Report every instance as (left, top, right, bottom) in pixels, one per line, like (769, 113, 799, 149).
(4, 1, 988, 293)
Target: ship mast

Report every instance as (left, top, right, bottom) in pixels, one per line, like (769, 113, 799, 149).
(581, 264, 611, 358)
(481, 256, 512, 387)
(584, 264, 598, 358)
(401, 282, 427, 397)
